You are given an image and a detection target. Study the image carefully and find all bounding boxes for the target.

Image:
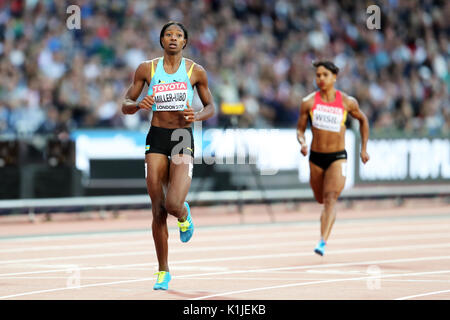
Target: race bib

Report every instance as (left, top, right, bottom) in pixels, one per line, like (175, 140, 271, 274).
(312, 104, 343, 132)
(153, 82, 188, 111)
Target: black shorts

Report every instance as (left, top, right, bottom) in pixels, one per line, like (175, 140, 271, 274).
(309, 150, 347, 170)
(145, 126, 194, 158)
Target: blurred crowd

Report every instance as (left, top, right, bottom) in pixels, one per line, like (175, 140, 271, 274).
(0, 0, 449, 138)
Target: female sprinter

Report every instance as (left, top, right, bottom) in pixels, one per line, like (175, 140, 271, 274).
(296, 60, 370, 256)
(122, 21, 215, 289)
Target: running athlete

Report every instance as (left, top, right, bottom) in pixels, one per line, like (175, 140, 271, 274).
(296, 60, 370, 256)
(122, 21, 215, 290)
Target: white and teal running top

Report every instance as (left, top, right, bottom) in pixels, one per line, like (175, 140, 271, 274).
(147, 57, 195, 111)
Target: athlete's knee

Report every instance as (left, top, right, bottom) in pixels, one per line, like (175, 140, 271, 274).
(312, 188, 323, 204)
(146, 178, 164, 194)
(315, 193, 324, 204)
(323, 191, 339, 206)
(164, 198, 184, 218)
(310, 180, 323, 204)
(152, 203, 167, 222)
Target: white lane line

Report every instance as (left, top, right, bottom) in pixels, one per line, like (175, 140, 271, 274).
(1, 255, 450, 300)
(0, 240, 152, 254)
(2, 230, 450, 266)
(0, 241, 450, 265)
(2, 239, 307, 265)
(173, 256, 450, 280)
(306, 269, 367, 275)
(1, 216, 448, 243)
(11, 275, 450, 283)
(2, 224, 450, 254)
(384, 279, 450, 283)
(395, 289, 450, 300)
(0, 228, 323, 253)
(190, 270, 450, 300)
(2, 241, 450, 277)
(0, 276, 330, 281)
(0, 277, 157, 299)
(2, 276, 142, 280)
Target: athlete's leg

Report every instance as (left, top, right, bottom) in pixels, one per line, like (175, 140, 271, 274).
(310, 161, 328, 255)
(309, 161, 325, 204)
(321, 159, 347, 242)
(165, 154, 193, 220)
(146, 153, 170, 272)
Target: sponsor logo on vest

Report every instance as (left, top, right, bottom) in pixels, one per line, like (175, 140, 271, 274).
(316, 104, 342, 115)
(153, 82, 187, 93)
(152, 81, 188, 111)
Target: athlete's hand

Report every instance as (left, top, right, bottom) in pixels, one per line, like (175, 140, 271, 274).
(138, 93, 155, 110)
(360, 150, 370, 164)
(182, 100, 195, 124)
(300, 144, 308, 157)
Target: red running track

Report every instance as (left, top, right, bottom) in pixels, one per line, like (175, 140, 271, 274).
(0, 198, 449, 300)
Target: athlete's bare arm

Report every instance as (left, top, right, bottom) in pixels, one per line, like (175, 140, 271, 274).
(345, 95, 370, 164)
(297, 94, 314, 156)
(182, 63, 215, 124)
(122, 61, 154, 115)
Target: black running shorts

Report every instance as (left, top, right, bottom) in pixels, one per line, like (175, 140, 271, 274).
(145, 126, 194, 158)
(309, 150, 347, 170)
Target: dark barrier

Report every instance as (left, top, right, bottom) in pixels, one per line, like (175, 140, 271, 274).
(354, 135, 450, 184)
(0, 140, 21, 199)
(33, 166, 82, 198)
(0, 165, 83, 200)
(0, 138, 82, 199)
(0, 167, 20, 199)
(84, 160, 235, 196)
(2, 132, 449, 200)
(84, 159, 301, 196)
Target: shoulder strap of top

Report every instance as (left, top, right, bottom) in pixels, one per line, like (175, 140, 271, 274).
(336, 90, 343, 106)
(151, 57, 164, 79)
(187, 62, 195, 79)
(151, 60, 155, 78)
(314, 91, 320, 105)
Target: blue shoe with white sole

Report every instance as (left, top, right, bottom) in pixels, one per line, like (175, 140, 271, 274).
(314, 239, 326, 256)
(153, 271, 171, 290)
(177, 202, 194, 243)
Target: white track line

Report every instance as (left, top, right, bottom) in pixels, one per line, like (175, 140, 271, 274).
(0, 216, 448, 243)
(172, 256, 450, 280)
(167, 277, 450, 283)
(1, 255, 449, 300)
(384, 279, 450, 283)
(0, 229, 320, 253)
(395, 289, 450, 300)
(2, 230, 450, 266)
(6, 241, 450, 272)
(9, 275, 450, 283)
(3, 276, 142, 280)
(0, 277, 157, 299)
(1, 223, 450, 254)
(1, 240, 450, 278)
(0, 239, 152, 254)
(190, 270, 450, 300)
(0, 229, 327, 253)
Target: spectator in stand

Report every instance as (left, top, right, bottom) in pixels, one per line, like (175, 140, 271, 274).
(0, 0, 447, 137)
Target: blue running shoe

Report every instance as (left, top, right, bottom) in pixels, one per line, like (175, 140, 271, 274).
(178, 202, 194, 243)
(314, 239, 326, 256)
(153, 271, 171, 290)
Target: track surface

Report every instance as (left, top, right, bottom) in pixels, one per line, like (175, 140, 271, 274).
(0, 199, 449, 300)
